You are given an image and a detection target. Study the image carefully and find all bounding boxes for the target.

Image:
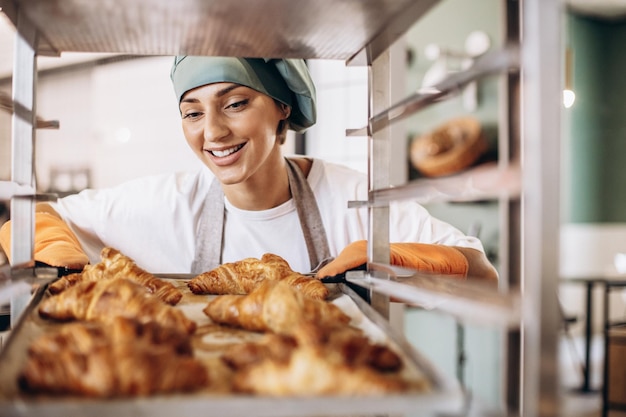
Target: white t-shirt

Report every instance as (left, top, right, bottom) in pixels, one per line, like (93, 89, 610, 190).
(51, 159, 484, 273)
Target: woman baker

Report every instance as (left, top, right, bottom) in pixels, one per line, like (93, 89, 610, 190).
(0, 57, 498, 283)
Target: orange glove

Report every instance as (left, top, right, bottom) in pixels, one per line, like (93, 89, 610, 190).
(0, 212, 89, 269)
(315, 240, 468, 279)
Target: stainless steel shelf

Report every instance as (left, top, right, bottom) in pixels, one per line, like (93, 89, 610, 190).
(346, 267, 521, 329)
(0, 181, 57, 201)
(347, 162, 520, 207)
(0, 91, 59, 129)
(0, 0, 564, 414)
(0, 0, 440, 62)
(349, 44, 520, 137)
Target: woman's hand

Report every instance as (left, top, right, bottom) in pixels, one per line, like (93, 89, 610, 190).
(0, 203, 89, 269)
(315, 240, 498, 284)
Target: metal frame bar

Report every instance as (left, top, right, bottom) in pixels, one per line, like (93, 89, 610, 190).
(501, 0, 523, 411)
(367, 52, 391, 319)
(348, 45, 520, 138)
(520, 0, 563, 415)
(9, 8, 38, 327)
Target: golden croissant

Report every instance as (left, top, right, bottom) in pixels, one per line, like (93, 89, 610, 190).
(232, 345, 408, 396)
(39, 278, 196, 335)
(19, 317, 208, 397)
(188, 253, 328, 300)
(222, 322, 402, 374)
(48, 247, 182, 305)
(221, 333, 297, 370)
(203, 280, 349, 335)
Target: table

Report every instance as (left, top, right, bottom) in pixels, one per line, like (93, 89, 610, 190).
(560, 277, 604, 393)
(601, 278, 626, 417)
(561, 274, 626, 398)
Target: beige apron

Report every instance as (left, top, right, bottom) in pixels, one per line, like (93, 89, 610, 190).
(191, 158, 331, 274)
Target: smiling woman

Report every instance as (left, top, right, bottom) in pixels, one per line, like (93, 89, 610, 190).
(0, 55, 497, 284)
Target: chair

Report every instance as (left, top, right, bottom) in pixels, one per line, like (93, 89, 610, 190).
(558, 298, 586, 385)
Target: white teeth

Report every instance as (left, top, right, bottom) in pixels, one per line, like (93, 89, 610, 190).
(211, 144, 243, 157)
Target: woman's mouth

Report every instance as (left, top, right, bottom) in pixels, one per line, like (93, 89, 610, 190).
(208, 143, 245, 157)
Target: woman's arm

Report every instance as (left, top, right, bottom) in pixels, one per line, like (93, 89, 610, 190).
(35, 202, 62, 218)
(0, 203, 89, 268)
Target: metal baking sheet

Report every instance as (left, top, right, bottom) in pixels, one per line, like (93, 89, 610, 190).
(0, 277, 463, 417)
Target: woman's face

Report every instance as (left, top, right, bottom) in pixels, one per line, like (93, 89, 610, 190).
(179, 83, 288, 185)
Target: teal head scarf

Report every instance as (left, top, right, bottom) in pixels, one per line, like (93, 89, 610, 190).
(170, 56, 316, 132)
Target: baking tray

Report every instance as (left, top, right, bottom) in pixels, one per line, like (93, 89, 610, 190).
(0, 277, 464, 417)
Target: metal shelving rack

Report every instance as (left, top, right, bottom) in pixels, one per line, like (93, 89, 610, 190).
(0, 0, 564, 415)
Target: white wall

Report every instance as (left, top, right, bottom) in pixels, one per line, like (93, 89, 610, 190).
(560, 223, 626, 334)
(305, 59, 369, 173)
(32, 57, 202, 191)
(0, 96, 10, 181)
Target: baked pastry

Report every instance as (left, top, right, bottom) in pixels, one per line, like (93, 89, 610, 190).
(19, 317, 208, 397)
(221, 333, 297, 370)
(203, 280, 349, 335)
(39, 278, 196, 335)
(312, 326, 403, 372)
(232, 344, 407, 396)
(188, 253, 328, 300)
(222, 323, 402, 374)
(48, 247, 182, 306)
(410, 116, 488, 177)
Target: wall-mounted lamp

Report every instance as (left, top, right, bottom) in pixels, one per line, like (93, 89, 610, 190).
(563, 47, 575, 109)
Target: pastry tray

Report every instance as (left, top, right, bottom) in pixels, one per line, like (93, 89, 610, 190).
(0, 277, 463, 417)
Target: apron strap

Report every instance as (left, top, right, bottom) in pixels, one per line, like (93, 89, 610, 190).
(191, 177, 224, 274)
(284, 158, 332, 271)
(191, 158, 331, 274)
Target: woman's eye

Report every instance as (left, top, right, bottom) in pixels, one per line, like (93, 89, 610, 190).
(183, 111, 202, 120)
(226, 99, 249, 110)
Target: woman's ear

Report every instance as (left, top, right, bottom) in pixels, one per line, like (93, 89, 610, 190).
(280, 103, 291, 120)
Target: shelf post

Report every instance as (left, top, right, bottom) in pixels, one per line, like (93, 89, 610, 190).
(367, 50, 392, 319)
(521, 0, 563, 415)
(9, 9, 38, 327)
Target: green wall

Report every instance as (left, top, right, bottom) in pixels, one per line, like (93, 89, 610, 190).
(402, 0, 504, 411)
(568, 15, 626, 222)
(404, 0, 502, 264)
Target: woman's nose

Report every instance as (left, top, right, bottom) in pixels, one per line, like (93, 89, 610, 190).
(203, 112, 229, 143)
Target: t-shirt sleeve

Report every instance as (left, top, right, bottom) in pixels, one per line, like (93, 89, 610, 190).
(50, 171, 207, 271)
(389, 200, 485, 252)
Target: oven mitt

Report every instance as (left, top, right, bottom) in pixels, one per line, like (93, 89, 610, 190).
(0, 212, 89, 269)
(315, 240, 468, 279)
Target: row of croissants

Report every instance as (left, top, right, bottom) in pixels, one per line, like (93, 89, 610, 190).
(19, 247, 426, 397)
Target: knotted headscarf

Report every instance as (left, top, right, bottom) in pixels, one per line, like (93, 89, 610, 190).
(170, 56, 316, 132)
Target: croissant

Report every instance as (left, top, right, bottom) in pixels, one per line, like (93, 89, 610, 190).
(39, 278, 196, 335)
(19, 317, 208, 397)
(221, 333, 297, 370)
(222, 322, 402, 373)
(203, 280, 349, 335)
(48, 247, 182, 306)
(232, 345, 407, 396)
(279, 273, 329, 301)
(318, 326, 403, 372)
(47, 272, 83, 294)
(188, 253, 328, 300)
